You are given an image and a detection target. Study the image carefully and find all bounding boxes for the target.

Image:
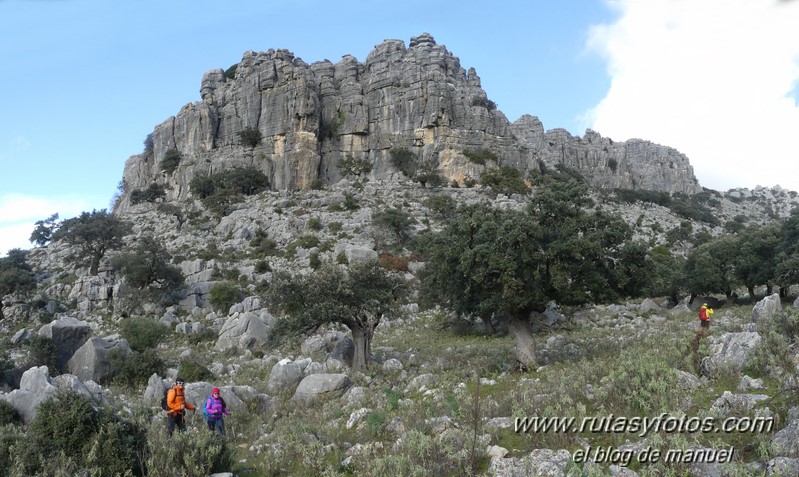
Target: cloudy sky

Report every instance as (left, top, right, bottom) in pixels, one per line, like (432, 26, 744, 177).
(1, 0, 798, 256)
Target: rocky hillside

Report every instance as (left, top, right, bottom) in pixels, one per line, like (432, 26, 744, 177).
(5, 33, 799, 477)
(117, 33, 700, 213)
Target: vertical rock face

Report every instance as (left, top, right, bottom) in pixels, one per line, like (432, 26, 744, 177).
(118, 33, 700, 212)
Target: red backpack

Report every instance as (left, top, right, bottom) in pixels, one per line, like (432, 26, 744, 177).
(699, 307, 708, 321)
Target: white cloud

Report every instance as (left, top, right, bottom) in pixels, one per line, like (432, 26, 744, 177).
(584, 0, 799, 192)
(0, 194, 99, 256)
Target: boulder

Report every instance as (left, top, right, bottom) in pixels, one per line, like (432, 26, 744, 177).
(291, 373, 352, 403)
(0, 366, 58, 423)
(267, 360, 303, 394)
(66, 336, 132, 382)
(752, 293, 782, 323)
(700, 332, 761, 376)
(38, 316, 91, 371)
(215, 310, 276, 351)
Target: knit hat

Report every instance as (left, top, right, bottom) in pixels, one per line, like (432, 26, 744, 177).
(212, 387, 220, 394)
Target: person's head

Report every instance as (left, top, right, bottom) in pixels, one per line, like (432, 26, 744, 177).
(176, 377, 185, 388)
(212, 387, 220, 396)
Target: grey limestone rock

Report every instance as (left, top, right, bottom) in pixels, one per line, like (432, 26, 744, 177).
(291, 373, 352, 403)
(38, 316, 92, 371)
(66, 335, 132, 382)
(752, 293, 782, 323)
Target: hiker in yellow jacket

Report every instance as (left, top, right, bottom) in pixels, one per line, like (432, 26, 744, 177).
(698, 303, 714, 329)
(166, 377, 195, 436)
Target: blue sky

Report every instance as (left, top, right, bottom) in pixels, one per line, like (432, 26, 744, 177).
(2, 0, 799, 256)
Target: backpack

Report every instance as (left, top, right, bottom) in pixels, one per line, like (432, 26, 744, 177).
(160, 387, 171, 411)
(699, 307, 708, 321)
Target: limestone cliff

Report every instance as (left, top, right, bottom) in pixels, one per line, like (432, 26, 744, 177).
(117, 33, 700, 211)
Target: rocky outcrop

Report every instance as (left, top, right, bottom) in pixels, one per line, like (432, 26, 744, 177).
(117, 33, 700, 213)
(66, 335, 132, 382)
(38, 316, 92, 371)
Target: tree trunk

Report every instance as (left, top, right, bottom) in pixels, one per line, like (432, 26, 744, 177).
(507, 315, 536, 371)
(350, 324, 372, 372)
(748, 286, 756, 303)
(482, 314, 497, 334)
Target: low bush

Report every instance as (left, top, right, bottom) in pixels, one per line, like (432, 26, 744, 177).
(237, 127, 262, 147)
(10, 390, 146, 476)
(0, 399, 20, 425)
(390, 148, 417, 178)
(130, 183, 167, 205)
(462, 148, 497, 165)
(177, 357, 214, 383)
(110, 349, 165, 387)
(480, 166, 529, 195)
(209, 281, 242, 314)
(190, 166, 270, 215)
(119, 317, 170, 352)
(160, 148, 182, 175)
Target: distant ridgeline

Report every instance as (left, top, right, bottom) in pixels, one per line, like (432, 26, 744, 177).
(117, 33, 700, 211)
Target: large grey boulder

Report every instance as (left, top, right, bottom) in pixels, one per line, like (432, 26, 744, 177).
(215, 310, 276, 351)
(66, 335, 132, 382)
(700, 332, 761, 376)
(0, 366, 58, 423)
(291, 373, 352, 403)
(752, 293, 782, 323)
(344, 245, 378, 265)
(267, 359, 303, 394)
(38, 316, 91, 371)
(765, 457, 799, 475)
(771, 418, 799, 457)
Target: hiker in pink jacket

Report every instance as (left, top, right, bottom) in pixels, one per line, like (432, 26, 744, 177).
(204, 387, 230, 435)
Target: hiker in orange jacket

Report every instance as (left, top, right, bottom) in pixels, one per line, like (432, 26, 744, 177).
(698, 303, 714, 330)
(166, 377, 195, 436)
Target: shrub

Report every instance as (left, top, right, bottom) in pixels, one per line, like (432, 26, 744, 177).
(109, 349, 165, 386)
(51, 209, 132, 275)
(378, 253, 411, 272)
(251, 230, 279, 258)
(177, 357, 214, 383)
(336, 252, 348, 264)
(160, 148, 182, 174)
(343, 193, 360, 210)
(389, 147, 417, 178)
(130, 183, 167, 205)
(424, 195, 457, 219)
(224, 63, 237, 79)
(462, 148, 498, 165)
(209, 281, 242, 313)
(337, 154, 373, 178)
(373, 208, 415, 242)
(0, 399, 20, 425)
(119, 317, 170, 352)
(471, 96, 497, 110)
(480, 166, 529, 195)
(11, 390, 145, 476)
(307, 217, 323, 231)
(143, 422, 235, 476)
(309, 252, 321, 270)
(190, 166, 270, 215)
(143, 133, 154, 155)
(237, 127, 262, 147)
(255, 259, 271, 273)
(112, 236, 184, 292)
(0, 249, 36, 302)
(25, 334, 59, 372)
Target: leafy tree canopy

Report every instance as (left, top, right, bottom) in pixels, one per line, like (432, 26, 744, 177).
(111, 236, 184, 291)
(51, 209, 132, 275)
(265, 261, 406, 371)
